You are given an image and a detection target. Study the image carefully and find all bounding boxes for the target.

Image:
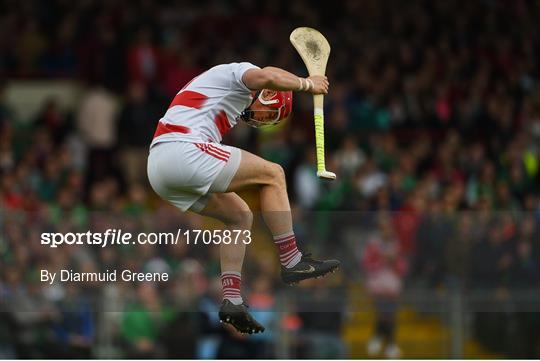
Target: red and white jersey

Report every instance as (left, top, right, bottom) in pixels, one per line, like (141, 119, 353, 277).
(151, 62, 259, 146)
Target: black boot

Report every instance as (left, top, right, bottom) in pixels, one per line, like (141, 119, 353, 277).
(218, 300, 265, 334)
(281, 253, 340, 285)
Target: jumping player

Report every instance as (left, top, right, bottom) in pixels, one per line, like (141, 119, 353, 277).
(147, 62, 340, 334)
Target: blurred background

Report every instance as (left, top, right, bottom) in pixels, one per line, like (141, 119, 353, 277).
(1, 0, 540, 358)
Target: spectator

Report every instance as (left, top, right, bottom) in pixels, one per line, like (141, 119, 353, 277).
(362, 215, 407, 359)
(333, 136, 366, 177)
(127, 28, 159, 86)
(294, 149, 321, 209)
(121, 283, 174, 358)
(76, 86, 119, 187)
(117, 82, 160, 185)
(52, 284, 94, 358)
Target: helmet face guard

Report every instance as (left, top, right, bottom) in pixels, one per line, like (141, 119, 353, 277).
(238, 90, 292, 128)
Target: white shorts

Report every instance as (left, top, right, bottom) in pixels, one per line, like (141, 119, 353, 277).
(147, 141, 242, 212)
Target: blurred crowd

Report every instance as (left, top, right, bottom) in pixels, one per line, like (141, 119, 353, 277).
(1, 0, 540, 358)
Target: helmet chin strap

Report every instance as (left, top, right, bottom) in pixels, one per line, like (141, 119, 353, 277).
(239, 90, 262, 122)
(250, 90, 262, 107)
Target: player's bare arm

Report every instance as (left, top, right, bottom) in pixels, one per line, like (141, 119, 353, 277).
(242, 67, 329, 94)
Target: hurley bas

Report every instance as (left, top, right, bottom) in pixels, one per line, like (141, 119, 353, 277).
(40, 269, 169, 284)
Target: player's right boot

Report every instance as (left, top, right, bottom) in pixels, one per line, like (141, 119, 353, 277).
(218, 300, 265, 334)
(281, 253, 340, 285)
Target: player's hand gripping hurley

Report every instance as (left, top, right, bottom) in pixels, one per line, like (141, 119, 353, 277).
(290, 27, 336, 180)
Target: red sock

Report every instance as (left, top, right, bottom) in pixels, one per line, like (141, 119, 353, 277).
(273, 231, 302, 268)
(221, 271, 243, 305)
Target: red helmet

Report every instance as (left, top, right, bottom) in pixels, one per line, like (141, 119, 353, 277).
(240, 89, 293, 127)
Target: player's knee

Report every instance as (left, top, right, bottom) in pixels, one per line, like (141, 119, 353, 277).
(270, 163, 286, 188)
(227, 206, 253, 229)
(240, 210, 254, 228)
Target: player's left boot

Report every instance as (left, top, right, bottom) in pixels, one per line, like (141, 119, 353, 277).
(219, 300, 265, 334)
(281, 253, 340, 285)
